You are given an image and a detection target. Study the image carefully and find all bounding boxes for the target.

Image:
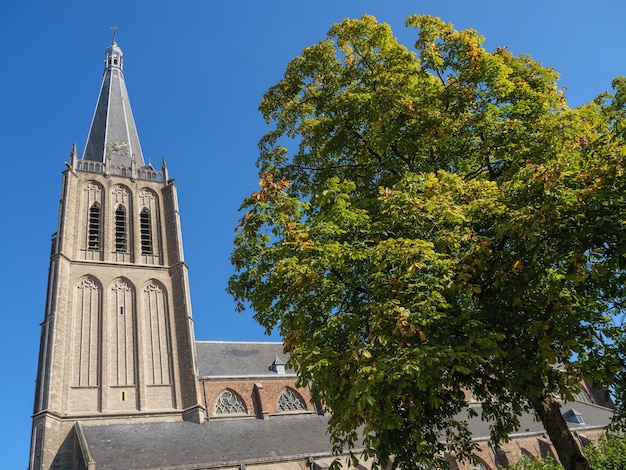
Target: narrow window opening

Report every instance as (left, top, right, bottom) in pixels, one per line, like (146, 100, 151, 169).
(140, 208, 153, 255)
(114, 205, 127, 252)
(88, 203, 101, 250)
(121, 391, 126, 401)
(119, 306, 124, 315)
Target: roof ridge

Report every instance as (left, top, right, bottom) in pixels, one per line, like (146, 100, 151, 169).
(195, 340, 284, 344)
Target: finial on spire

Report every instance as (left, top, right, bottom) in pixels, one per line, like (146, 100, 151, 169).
(111, 25, 118, 45)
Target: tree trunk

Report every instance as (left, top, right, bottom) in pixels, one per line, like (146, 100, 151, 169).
(530, 395, 590, 470)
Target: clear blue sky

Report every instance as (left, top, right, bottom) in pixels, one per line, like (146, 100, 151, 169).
(1, 1, 624, 467)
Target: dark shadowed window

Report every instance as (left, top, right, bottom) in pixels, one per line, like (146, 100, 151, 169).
(140, 208, 152, 255)
(88, 202, 101, 250)
(115, 205, 127, 252)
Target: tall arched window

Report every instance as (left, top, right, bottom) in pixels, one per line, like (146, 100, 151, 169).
(140, 208, 152, 255)
(143, 282, 171, 385)
(114, 205, 127, 252)
(470, 460, 487, 470)
(277, 388, 307, 412)
(573, 389, 592, 404)
(110, 279, 135, 386)
(87, 202, 101, 250)
(73, 277, 100, 386)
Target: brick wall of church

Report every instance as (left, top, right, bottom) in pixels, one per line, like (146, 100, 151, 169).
(446, 428, 606, 469)
(200, 377, 318, 420)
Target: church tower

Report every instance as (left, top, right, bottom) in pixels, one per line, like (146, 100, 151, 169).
(29, 39, 205, 470)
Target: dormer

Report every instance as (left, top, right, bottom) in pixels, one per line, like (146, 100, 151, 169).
(270, 355, 286, 375)
(563, 408, 585, 425)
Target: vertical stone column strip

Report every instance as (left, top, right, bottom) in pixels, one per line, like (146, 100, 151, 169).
(254, 383, 269, 420)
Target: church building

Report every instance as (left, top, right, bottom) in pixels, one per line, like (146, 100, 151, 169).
(28, 40, 614, 470)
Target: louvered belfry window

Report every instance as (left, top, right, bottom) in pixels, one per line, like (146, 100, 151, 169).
(87, 203, 101, 250)
(114, 205, 127, 252)
(140, 208, 152, 254)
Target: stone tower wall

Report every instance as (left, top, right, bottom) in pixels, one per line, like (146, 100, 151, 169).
(30, 168, 205, 470)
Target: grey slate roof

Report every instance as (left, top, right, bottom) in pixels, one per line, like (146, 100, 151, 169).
(82, 414, 335, 469)
(196, 341, 294, 378)
(80, 401, 613, 469)
(464, 401, 614, 441)
(83, 42, 145, 167)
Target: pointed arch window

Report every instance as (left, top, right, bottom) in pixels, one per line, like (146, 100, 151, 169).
(519, 450, 534, 462)
(111, 280, 135, 386)
(143, 282, 171, 385)
(470, 461, 487, 470)
(73, 277, 100, 387)
(215, 390, 247, 415)
(140, 208, 153, 255)
(277, 388, 307, 412)
(87, 202, 101, 250)
(114, 205, 127, 252)
(573, 389, 592, 404)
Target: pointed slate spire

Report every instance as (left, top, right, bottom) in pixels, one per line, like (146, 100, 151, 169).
(82, 36, 145, 168)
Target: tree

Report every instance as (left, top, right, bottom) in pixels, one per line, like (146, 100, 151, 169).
(584, 434, 626, 470)
(506, 454, 564, 470)
(229, 14, 626, 470)
(504, 435, 626, 470)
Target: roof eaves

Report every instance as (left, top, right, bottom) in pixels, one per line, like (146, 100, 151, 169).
(199, 374, 298, 380)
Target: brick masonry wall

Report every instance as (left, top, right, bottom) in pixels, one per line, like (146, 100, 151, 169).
(201, 377, 316, 419)
(447, 428, 606, 469)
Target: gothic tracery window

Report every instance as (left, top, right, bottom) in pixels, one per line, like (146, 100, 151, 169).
(277, 388, 306, 412)
(215, 390, 247, 415)
(470, 461, 486, 470)
(573, 389, 592, 404)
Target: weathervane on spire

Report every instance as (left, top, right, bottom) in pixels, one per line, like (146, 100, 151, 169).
(111, 25, 118, 45)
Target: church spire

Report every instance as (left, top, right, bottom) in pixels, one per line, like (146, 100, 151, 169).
(82, 37, 145, 168)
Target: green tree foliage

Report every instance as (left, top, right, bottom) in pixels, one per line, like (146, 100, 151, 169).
(505, 455, 564, 470)
(584, 434, 626, 469)
(229, 14, 626, 470)
(504, 435, 626, 470)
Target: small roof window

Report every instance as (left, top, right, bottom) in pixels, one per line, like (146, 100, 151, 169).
(270, 355, 286, 374)
(563, 408, 585, 425)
